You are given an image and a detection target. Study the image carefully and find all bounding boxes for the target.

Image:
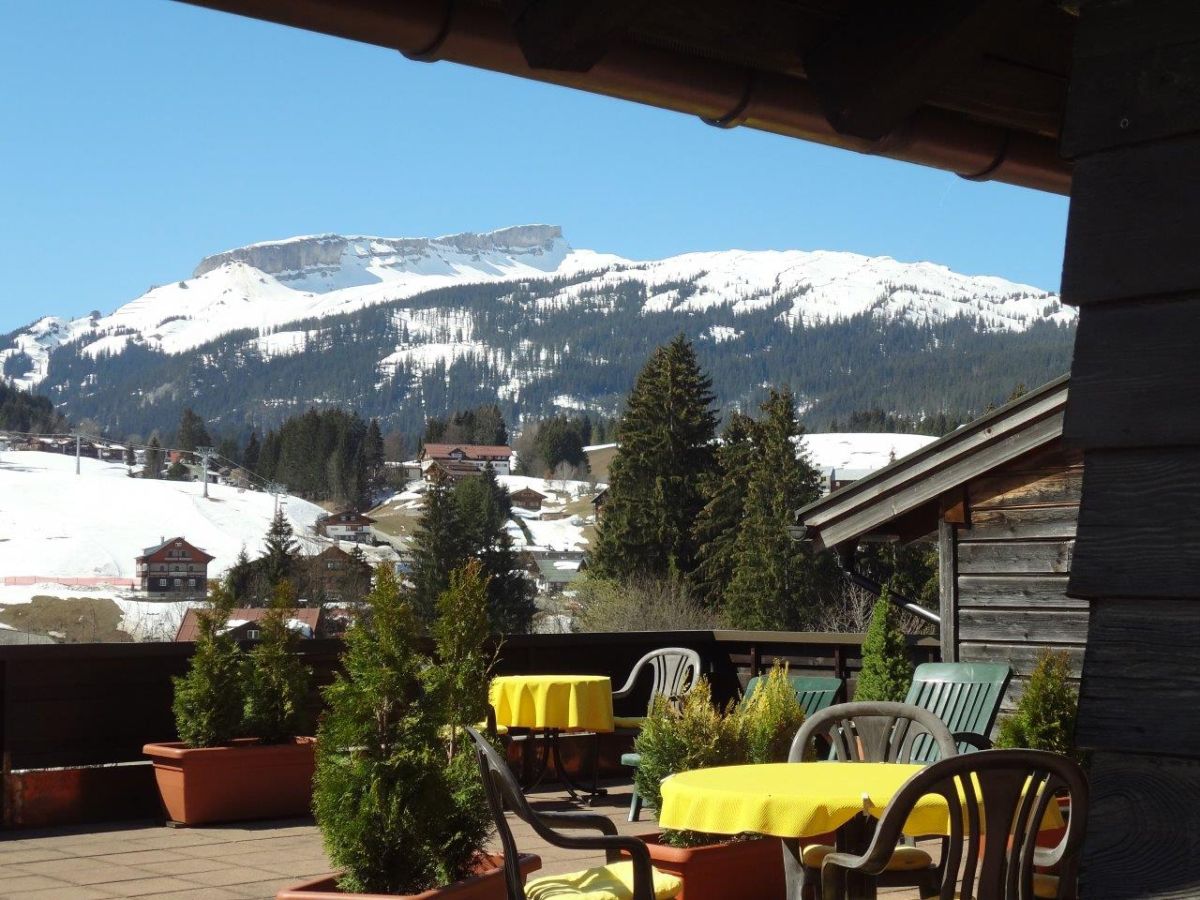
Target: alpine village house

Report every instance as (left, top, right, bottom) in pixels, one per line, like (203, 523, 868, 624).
(418, 443, 513, 480)
(136, 537, 214, 596)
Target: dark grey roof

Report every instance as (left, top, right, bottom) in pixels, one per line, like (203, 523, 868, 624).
(796, 375, 1070, 551)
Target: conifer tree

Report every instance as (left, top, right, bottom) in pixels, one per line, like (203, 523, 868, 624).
(172, 580, 244, 747)
(243, 579, 312, 743)
(690, 413, 757, 607)
(723, 389, 827, 629)
(592, 335, 717, 579)
(263, 508, 298, 588)
(409, 477, 464, 622)
(854, 584, 914, 702)
(243, 430, 261, 472)
(177, 407, 212, 452)
(365, 418, 385, 489)
(124, 444, 135, 472)
(144, 435, 165, 479)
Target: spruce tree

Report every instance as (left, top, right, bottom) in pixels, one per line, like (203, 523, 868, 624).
(263, 508, 298, 589)
(365, 418, 385, 490)
(854, 584, 914, 702)
(243, 430, 261, 472)
(409, 477, 465, 622)
(690, 413, 757, 608)
(145, 435, 164, 479)
(177, 407, 212, 452)
(243, 579, 312, 743)
(592, 335, 717, 579)
(723, 389, 827, 630)
(172, 580, 244, 747)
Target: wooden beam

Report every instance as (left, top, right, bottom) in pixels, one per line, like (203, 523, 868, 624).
(937, 520, 957, 663)
(501, 0, 651, 71)
(803, 0, 1043, 140)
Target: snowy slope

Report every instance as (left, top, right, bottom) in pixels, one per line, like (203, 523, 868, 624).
(0, 450, 326, 582)
(800, 432, 937, 477)
(1, 225, 1070, 392)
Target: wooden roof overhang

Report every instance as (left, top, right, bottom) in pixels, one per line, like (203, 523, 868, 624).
(177, 0, 1075, 194)
(796, 375, 1070, 552)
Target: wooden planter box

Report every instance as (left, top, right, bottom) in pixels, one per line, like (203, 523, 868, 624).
(637, 832, 788, 900)
(277, 853, 542, 900)
(143, 737, 315, 826)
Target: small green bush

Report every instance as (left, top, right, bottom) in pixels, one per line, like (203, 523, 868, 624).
(854, 585, 913, 702)
(995, 650, 1080, 760)
(243, 579, 313, 744)
(172, 581, 245, 748)
(313, 563, 494, 895)
(634, 663, 806, 847)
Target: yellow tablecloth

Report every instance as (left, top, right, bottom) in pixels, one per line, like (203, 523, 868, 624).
(489, 674, 615, 732)
(658, 762, 1063, 839)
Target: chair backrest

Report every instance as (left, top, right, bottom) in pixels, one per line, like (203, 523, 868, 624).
(618, 647, 703, 715)
(788, 700, 959, 764)
(861, 749, 1088, 900)
(905, 662, 1013, 760)
(464, 726, 658, 900)
(742, 675, 842, 717)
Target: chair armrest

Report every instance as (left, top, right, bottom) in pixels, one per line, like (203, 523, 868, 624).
(538, 810, 619, 835)
(537, 813, 652, 865)
(953, 731, 993, 751)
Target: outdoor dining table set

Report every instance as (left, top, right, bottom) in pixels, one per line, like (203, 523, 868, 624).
(484, 657, 1086, 900)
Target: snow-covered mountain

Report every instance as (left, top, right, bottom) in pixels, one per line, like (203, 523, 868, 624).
(0, 225, 1075, 437)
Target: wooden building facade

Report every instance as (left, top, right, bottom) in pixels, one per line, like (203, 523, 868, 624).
(798, 377, 1083, 714)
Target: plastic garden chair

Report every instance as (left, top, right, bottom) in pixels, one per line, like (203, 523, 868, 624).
(623, 670, 840, 822)
(785, 701, 960, 900)
(904, 662, 1013, 760)
(466, 727, 682, 900)
(819, 749, 1088, 900)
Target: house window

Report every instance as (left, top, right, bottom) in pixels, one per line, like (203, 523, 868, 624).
(173, 578, 181, 587)
(248, 629, 260, 640)
(188, 579, 196, 588)
(158, 578, 168, 588)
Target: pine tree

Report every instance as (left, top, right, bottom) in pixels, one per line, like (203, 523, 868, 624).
(177, 407, 212, 452)
(854, 584, 914, 702)
(364, 418, 385, 490)
(592, 335, 718, 579)
(723, 389, 828, 630)
(262, 508, 298, 589)
(145, 435, 164, 479)
(171, 580, 244, 747)
(166, 459, 189, 481)
(409, 477, 465, 622)
(124, 444, 135, 472)
(690, 413, 757, 607)
(243, 431, 261, 473)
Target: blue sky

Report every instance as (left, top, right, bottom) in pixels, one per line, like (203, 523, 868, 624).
(0, 0, 1070, 334)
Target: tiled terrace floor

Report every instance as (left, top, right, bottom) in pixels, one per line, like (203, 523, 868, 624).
(0, 779, 923, 899)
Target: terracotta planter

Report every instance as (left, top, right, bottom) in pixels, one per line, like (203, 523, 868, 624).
(143, 737, 315, 826)
(637, 832, 795, 900)
(276, 853, 542, 900)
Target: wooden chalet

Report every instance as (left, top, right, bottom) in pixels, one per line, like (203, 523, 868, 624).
(136, 537, 214, 595)
(798, 377, 1078, 715)
(510, 486, 547, 511)
(168, 0, 1200, 891)
(316, 509, 375, 543)
(174, 606, 323, 642)
(309, 544, 372, 601)
(418, 443, 512, 479)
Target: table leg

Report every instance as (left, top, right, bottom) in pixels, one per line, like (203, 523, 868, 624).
(836, 814, 876, 900)
(548, 730, 608, 803)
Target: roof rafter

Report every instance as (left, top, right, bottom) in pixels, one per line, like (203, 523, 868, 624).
(502, 0, 653, 71)
(804, 0, 1046, 141)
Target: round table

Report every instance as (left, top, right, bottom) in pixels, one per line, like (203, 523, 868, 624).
(489, 674, 614, 801)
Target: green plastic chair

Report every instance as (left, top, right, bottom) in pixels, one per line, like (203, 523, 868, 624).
(622, 674, 843, 821)
(903, 661, 1012, 762)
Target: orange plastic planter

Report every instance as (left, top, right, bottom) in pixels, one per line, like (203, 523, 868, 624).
(638, 832, 796, 900)
(143, 737, 316, 826)
(276, 853, 542, 900)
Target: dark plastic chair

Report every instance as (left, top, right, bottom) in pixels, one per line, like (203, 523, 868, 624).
(785, 701, 960, 900)
(615, 647, 703, 822)
(819, 749, 1089, 900)
(465, 726, 682, 900)
(904, 662, 1013, 759)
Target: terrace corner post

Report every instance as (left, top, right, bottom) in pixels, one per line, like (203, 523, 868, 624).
(1061, 1, 1200, 895)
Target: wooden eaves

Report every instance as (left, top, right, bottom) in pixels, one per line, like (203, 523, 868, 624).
(796, 374, 1070, 553)
(176, 0, 1074, 195)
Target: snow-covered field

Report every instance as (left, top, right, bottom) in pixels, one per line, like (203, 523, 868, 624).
(0, 450, 327, 638)
(801, 432, 938, 479)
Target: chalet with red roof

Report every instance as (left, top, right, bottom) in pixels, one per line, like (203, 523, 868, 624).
(136, 537, 214, 595)
(174, 606, 323, 642)
(419, 443, 512, 479)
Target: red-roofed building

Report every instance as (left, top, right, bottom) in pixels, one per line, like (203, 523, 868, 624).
(418, 443, 512, 479)
(136, 537, 214, 595)
(174, 606, 324, 642)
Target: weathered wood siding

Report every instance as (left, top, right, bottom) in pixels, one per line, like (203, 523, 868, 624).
(954, 441, 1085, 712)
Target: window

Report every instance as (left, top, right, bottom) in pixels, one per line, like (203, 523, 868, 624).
(158, 578, 168, 588)
(247, 629, 260, 640)
(173, 578, 181, 587)
(188, 578, 196, 588)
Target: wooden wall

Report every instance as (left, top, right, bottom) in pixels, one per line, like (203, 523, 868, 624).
(950, 440, 1086, 713)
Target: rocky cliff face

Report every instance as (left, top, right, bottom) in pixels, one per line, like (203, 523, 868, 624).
(192, 225, 564, 279)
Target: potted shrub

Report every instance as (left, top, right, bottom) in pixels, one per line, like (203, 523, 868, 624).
(632, 664, 808, 900)
(279, 561, 540, 899)
(853, 585, 914, 703)
(994, 649, 1081, 856)
(144, 579, 317, 825)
